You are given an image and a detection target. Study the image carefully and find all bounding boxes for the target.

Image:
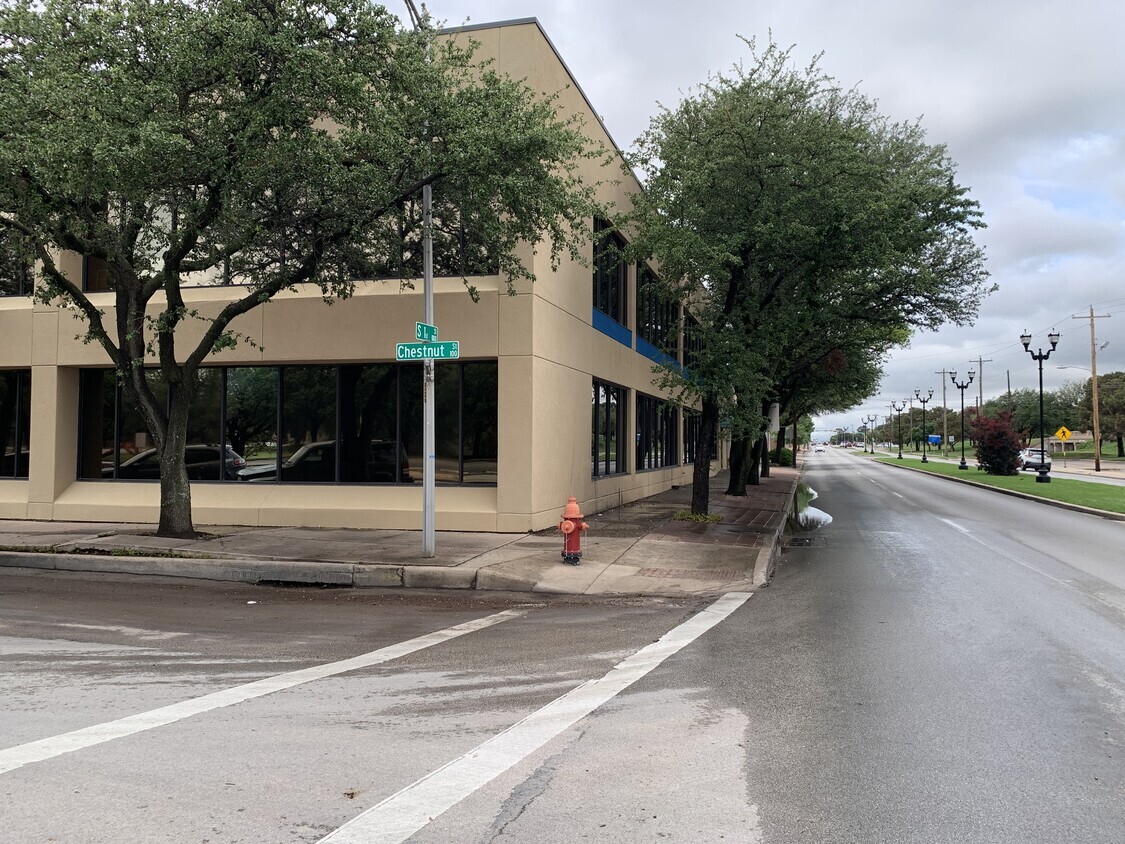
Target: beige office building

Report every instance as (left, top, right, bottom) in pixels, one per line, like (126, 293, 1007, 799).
(0, 19, 717, 533)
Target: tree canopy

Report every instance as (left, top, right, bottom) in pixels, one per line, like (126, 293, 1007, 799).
(629, 40, 992, 510)
(0, 0, 602, 535)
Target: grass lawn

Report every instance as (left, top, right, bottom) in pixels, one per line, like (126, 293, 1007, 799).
(874, 456, 1125, 514)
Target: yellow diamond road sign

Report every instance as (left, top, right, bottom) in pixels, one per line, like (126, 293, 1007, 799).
(1055, 426, 1071, 441)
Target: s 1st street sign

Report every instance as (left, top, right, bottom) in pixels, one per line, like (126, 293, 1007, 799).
(416, 321, 438, 342)
(396, 341, 460, 361)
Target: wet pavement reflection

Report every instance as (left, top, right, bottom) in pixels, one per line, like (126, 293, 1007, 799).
(791, 483, 833, 531)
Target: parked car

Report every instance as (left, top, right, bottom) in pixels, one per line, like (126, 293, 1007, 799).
(238, 440, 411, 483)
(107, 445, 246, 480)
(1018, 448, 1052, 472)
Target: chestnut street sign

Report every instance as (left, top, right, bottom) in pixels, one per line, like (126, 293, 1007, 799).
(396, 340, 460, 360)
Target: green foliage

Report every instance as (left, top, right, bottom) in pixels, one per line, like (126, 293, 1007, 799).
(629, 39, 991, 502)
(1077, 372, 1125, 455)
(984, 385, 1083, 442)
(877, 457, 1125, 514)
(673, 510, 723, 523)
(971, 411, 1021, 475)
(770, 447, 794, 467)
(797, 417, 815, 444)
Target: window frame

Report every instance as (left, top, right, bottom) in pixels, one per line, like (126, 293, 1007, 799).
(592, 218, 629, 326)
(636, 264, 677, 355)
(592, 378, 628, 478)
(78, 361, 499, 486)
(0, 369, 31, 479)
(635, 392, 677, 471)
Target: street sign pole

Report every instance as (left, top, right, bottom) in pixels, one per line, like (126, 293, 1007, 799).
(422, 183, 435, 558)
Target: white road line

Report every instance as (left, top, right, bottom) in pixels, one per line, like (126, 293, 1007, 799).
(940, 518, 971, 535)
(0, 609, 524, 776)
(318, 591, 754, 844)
(936, 516, 1109, 598)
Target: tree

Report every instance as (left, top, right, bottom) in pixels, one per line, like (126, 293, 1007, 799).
(971, 411, 1021, 475)
(1, 0, 601, 536)
(1077, 372, 1125, 457)
(986, 388, 1071, 443)
(630, 40, 991, 512)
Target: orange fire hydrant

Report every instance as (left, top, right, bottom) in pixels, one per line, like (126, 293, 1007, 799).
(558, 496, 589, 565)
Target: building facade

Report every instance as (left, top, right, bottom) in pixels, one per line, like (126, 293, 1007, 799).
(0, 19, 718, 533)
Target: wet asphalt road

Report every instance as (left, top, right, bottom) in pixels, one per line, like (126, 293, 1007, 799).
(1, 450, 1123, 843)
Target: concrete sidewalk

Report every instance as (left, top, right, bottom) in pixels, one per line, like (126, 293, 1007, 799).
(0, 466, 802, 598)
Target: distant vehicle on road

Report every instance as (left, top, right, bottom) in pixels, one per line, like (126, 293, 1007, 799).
(1018, 448, 1052, 472)
(814, 445, 825, 452)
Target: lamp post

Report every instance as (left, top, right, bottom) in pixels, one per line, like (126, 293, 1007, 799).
(890, 400, 906, 459)
(915, 389, 933, 463)
(950, 369, 975, 470)
(1021, 330, 1060, 483)
(866, 414, 878, 453)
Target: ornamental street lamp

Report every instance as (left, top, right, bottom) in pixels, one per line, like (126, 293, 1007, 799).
(858, 420, 866, 452)
(915, 388, 933, 463)
(950, 369, 975, 470)
(867, 414, 878, 453)
(1021, 329, 1060, 483)
(890, 400, 906, 459)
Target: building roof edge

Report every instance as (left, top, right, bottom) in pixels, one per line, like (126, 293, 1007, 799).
(439, 17, 631, 169)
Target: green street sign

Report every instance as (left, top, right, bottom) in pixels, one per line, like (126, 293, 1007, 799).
(415, 321, 438, 342)
(396, 341, 460, 361)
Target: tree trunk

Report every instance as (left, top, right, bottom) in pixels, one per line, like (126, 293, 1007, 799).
(747, 436, 763, 486)
(157, 381, 196, 538)
(726, 436, 751, 496)
(690, 399, 718, 515)
(1117, 432, 1124, 458)
(760, 432, 770, 478)
(774, 425, 787, 462)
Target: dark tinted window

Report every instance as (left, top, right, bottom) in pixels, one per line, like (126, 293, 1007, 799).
(0, 370, 31, 478)
(592, 379, 627, 477)
(593, 219, 628, 325)
(636, 393, 676, 470)
(78, 362, 498, 486)
(636, 265, 676, 355)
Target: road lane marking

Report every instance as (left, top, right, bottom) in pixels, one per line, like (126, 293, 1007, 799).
(940, 518, 971, 534)
(52, 623, 189, 640)
(317, 591, 754, 844)
(935, 516, 1120, 606)
(0, 609, 525, 775)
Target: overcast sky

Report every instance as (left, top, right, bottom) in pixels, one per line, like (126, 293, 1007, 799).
(414, 0, 1125, 435)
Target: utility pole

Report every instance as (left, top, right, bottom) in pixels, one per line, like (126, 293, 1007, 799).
(1073, 306, 1111, 472)
(935, 369, 950, 456)
(405, 0, 436, 556)
(970, 357, 993, 413)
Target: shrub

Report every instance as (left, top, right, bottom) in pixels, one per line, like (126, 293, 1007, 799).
(771, 447, 795, 467)
(971, 411, 1022, 475)
(673, 511, 723, 523)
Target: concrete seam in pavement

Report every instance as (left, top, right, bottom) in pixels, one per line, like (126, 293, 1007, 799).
(878, 461, 1125, 521)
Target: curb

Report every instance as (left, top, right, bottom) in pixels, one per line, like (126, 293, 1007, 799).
(876, 461, 1125, 521)
(0, 551, 504, 590)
